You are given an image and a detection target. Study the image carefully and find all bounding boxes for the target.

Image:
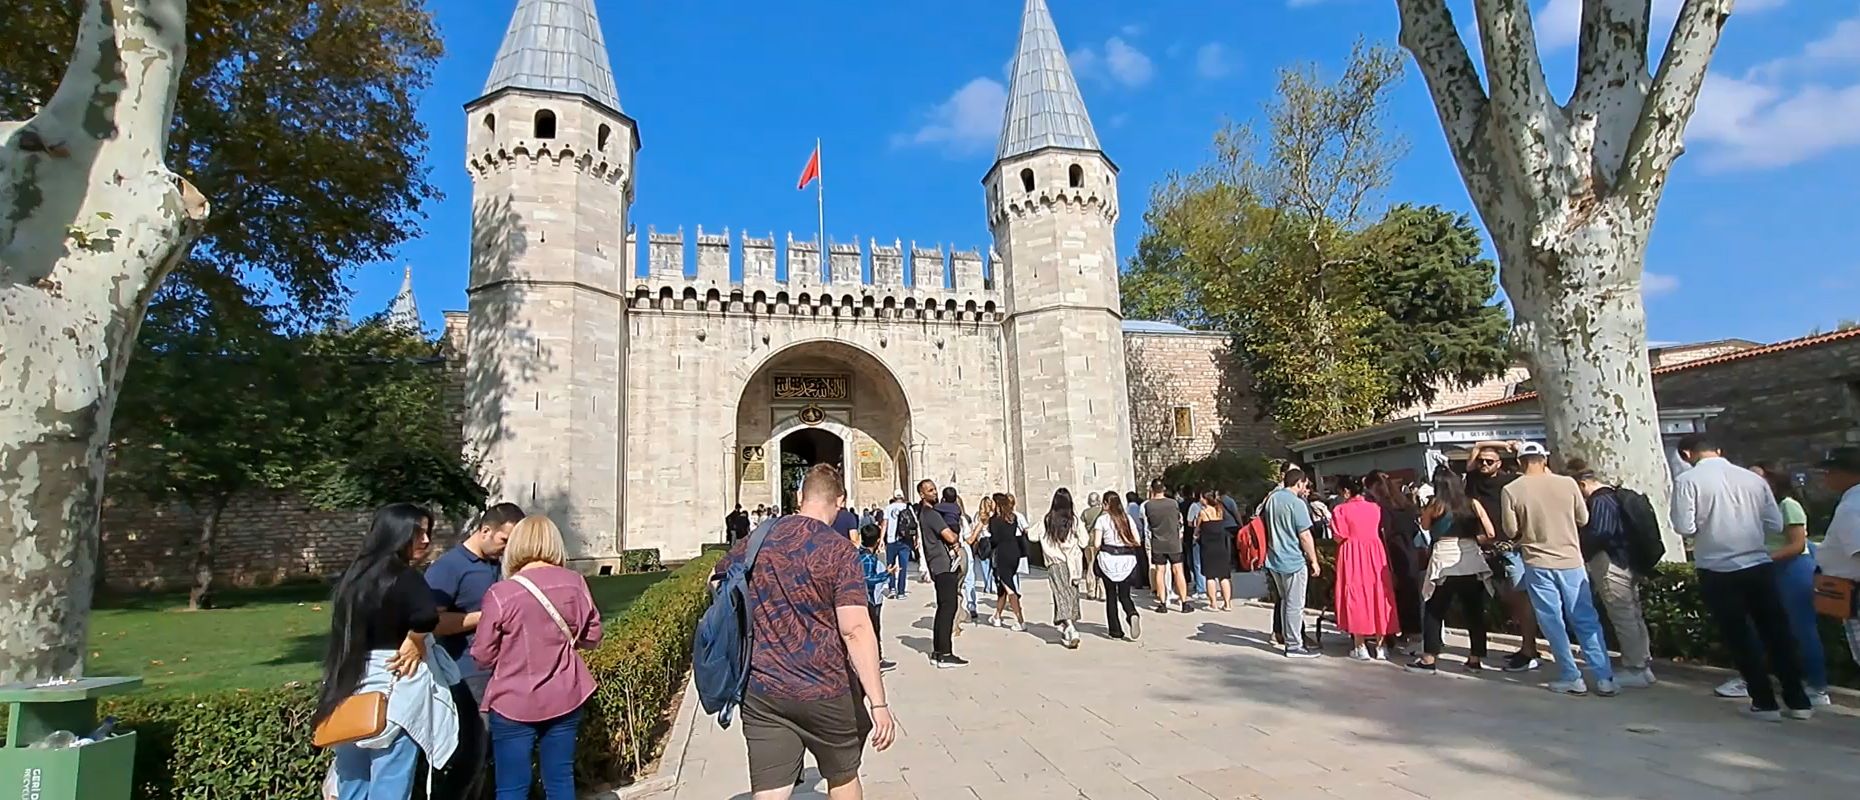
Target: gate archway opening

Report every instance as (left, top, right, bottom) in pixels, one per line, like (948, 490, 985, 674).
(778, 427, 844, 514)
(731, 341, 912, 515)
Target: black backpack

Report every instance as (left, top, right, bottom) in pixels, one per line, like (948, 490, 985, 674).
(1614, 487, 1666, 575)
(893, 504, 919, 545)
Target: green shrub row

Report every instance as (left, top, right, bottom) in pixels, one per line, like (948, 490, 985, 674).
(621, 547, 664, 573)
(92, 552, 721, 799)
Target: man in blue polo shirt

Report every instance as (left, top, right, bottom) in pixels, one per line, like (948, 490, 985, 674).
(427, 502, 523, 797)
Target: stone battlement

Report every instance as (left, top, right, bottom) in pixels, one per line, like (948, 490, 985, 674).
(628, 225, 999, 301)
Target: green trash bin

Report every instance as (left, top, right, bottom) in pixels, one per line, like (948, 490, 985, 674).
(0, 676, 142, 800)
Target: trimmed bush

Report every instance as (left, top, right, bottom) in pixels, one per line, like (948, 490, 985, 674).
(90, 554, 720, 798)
(621, 548, 664, 573)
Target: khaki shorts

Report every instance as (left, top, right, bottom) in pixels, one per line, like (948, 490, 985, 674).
(743, 689, 872, 791)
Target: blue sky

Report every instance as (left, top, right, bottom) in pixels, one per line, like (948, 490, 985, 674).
(354, 0, 1860, 345)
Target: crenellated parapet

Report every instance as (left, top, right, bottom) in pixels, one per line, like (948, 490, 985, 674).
(465, 141, 629, 188)
(986, 179, 1117, 228)
(629, 227, 1003, 324)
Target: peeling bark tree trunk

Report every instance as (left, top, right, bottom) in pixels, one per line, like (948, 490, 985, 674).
(187, 499, 225, 611)
(0, 0, 206, 682)
(1395, 0, 1732, 559)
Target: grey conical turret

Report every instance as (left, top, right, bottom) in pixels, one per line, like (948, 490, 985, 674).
(997, 0, 1101, 162)
(482, 0, 622, 111)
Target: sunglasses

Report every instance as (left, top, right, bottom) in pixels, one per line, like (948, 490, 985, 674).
(1476, 459, 1501, 467)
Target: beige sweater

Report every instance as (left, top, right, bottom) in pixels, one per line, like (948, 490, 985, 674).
(1500, 473, 1590, 570)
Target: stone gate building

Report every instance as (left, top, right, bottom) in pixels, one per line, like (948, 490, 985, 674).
(460, 0, 1277, 566)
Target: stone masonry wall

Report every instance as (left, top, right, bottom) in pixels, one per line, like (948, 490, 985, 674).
(1653, 334, 1860, 482)
(1124, 331, 1285, 482)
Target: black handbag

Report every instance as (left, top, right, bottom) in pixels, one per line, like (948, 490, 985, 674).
(975, 535, 995, 561)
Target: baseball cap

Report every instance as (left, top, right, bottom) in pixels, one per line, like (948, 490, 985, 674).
(1517, 442, 1550, 458)
(1820, 447, 1860, 473)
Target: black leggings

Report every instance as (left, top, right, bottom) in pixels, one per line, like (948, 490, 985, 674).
(1423, 575, 1488, 658)
(1102, 573, 1138, 638)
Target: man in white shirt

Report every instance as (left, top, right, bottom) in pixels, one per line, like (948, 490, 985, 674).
(1671, 434, 1811, 720)
(1814, 448, 1860, 669)
(880, 492, 911, 599)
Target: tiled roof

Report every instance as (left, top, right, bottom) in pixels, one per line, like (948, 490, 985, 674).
(997, 0, 1100, 161)
(482, 0, 621, 111)
(1442, 327, 1860, 415)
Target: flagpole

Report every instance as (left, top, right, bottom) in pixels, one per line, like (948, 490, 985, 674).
(815, 137, 827, 282)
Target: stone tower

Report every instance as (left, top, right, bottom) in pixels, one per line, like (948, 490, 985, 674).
(988, 0, 1134, 504)
(464, 0, 638, 559)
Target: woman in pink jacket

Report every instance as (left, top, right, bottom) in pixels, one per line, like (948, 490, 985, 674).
(1331, 475, 1400, 660)
(471, 516, 604, 800)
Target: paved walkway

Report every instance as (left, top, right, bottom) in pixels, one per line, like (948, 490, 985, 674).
(649, 570, 1860, 799)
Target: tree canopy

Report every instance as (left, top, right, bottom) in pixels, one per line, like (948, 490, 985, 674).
(1122, 43, 1510, 439)
(0, 0, 444, 328)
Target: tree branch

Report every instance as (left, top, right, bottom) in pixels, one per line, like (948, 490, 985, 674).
(1394, 0, 1504, 215)
(32, 0, 186, 160)
(1471, 0, 1563, 196)
(1615, 0, 1732, 217)
(1570, 0, 1653, 179)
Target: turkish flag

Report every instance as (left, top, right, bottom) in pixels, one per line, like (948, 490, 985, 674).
(796, 144, 821, 190)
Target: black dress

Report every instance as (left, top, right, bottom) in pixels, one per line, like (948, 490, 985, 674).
(989, 517, 1023, 594)
(1196, 513, 1234, 580)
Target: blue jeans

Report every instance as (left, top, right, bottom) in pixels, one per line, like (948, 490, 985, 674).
(1185, 540, 1207, 595)
(1773, 551, 1829, 691)
(334, 731, 419, 800)
(886, 541, 912, 597)
(1522, 565, 1615, 684)
(490, 707, 581, 800)
(967, 553, 993, 615)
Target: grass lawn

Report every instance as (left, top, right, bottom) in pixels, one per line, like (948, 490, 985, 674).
(85, 571, 668, 696)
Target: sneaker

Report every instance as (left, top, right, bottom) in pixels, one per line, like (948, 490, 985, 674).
(1607, 669, 1646, 689)
(994, 615, 1007, 628)
(1154, 603, 1169, 614)
(1374, 647, 1390, 662)
(1065, 627, 1080, 649)
(935, 654, 970, 669)
(1405, 658, 1438, 675)
(1349, 647, 1371, 662)
(1548, 678, 1589, 696)
(1462, 660, 1485, 673)
(1285, 647, 1321, 659)
(1744, 705, 1783, 722)
(1181, 601, 1195, 613)
(1595, 679, 1620, 697)
(1128, 615, 1143, 641)
(1787, 707, 1815, 721)
(879, 659, 898, 673)
(1503, 653, 1542, 673)
(1011, 621, 1026, 633)
(1715, 678, 1750, 699)
(1807, 689, 1833, 707)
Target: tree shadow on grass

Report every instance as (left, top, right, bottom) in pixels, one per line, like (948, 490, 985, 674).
(264, 631, 328, 668)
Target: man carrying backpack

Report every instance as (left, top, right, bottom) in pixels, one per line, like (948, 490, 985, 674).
(711, 465, 896, 797)
(1567, 458, 1657, 689)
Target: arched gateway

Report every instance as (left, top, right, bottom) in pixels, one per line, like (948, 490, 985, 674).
(731, 341, 913, 514)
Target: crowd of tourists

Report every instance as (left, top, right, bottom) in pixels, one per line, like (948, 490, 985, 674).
(311, 501, 601, 800)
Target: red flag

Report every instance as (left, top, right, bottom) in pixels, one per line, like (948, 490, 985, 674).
(796, 144, 821, 190)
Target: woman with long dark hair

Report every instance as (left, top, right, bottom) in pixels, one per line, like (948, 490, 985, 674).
(1372, 475, 1426, 653)
(317, 503, 458, 800)
(1408, 469, 1495, 674)
(1041, 488, 1083, 648)
(1331, 476, 1400, 659)
(1750, 462, 1831, 706)
(989, 493, 1028, 630)
(1093, 490, 1144, 641)
(1191, 490, 1237, 611)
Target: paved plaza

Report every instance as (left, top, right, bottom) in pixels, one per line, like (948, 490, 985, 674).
(647, 571, 1860, 800)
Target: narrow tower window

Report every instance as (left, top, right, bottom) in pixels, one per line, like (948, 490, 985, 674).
(1019, 168, 1035, 192)
(1068, 163, 1083, 187)
(482, 113, 495, 134)
(598, 123, 612, 151)
(534, 109, 557, 139)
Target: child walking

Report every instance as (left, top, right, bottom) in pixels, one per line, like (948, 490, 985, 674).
(860, 524, 898, 672)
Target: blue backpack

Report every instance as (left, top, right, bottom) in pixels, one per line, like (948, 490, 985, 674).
(693, 518, 775, 728)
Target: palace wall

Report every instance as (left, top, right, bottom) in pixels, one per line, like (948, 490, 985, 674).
(1123, 330, 1285, 483)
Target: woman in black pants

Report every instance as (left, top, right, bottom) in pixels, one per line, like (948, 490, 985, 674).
(1408, 469, 1497, 674)
(1092, 490, 1144, 641)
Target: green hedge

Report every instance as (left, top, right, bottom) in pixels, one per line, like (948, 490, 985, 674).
(92, 553, 721, 799)
(621, 548, 665, 573)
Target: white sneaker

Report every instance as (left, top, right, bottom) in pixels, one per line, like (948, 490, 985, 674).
(1374, 647, 1390, 662)
(1548, 678, 1589, 696)
(1808, 688, 1833, 707)
(1787, 707, 1815, 721)
(1011, 621, 1026, 633)
(1349, 647, 1371, 661)
(1284, 647, 1321, 659)
(1128, 614, 1143, 641)
(1615, 669, 1654, 689)
(1595, 679, 1620, 697)
(1744, 705, 1783, 723)
(1715, 678, 1750, 699)
(994, 615, 1007, 629)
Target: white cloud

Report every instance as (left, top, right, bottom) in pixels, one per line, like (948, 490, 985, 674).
(893, 78, 1007, 156)
(1071, 36, 1155, 88)
(1120, 23, 1144, 37)
(1196, 43, 1234, 79)
(1642, 271, 1681, 297)
(1535, 0, 1785, 52)
(1691, 13, 1860, 170)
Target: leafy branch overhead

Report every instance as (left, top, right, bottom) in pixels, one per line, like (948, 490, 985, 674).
(1123, 41, 1510, 440)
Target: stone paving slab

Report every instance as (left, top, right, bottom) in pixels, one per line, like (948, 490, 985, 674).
(642, 571, 1860, 799)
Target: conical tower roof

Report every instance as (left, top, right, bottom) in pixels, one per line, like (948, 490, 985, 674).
(481, 0, 621, 112)
(996, 0, 1100, 162)
(386, 265, 421, 333)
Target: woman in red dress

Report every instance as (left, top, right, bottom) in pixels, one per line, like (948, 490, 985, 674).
(1332, 475, 1400, 659)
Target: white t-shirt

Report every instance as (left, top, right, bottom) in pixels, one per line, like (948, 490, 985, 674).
(1816, 485, 1860, 581)
(882, 501, 908, 544)
(1094, 513, 1140, 582)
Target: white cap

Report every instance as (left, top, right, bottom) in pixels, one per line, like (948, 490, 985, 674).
(1517, 441, 1550, 458)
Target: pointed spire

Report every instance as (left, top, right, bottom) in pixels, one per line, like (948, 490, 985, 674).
(387, 265, 421, 333)
(481, 0, 622, 112)
(997, 0, 1100, 162)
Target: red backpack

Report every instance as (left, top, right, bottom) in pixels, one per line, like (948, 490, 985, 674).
(1236, 517, 1268, 572)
